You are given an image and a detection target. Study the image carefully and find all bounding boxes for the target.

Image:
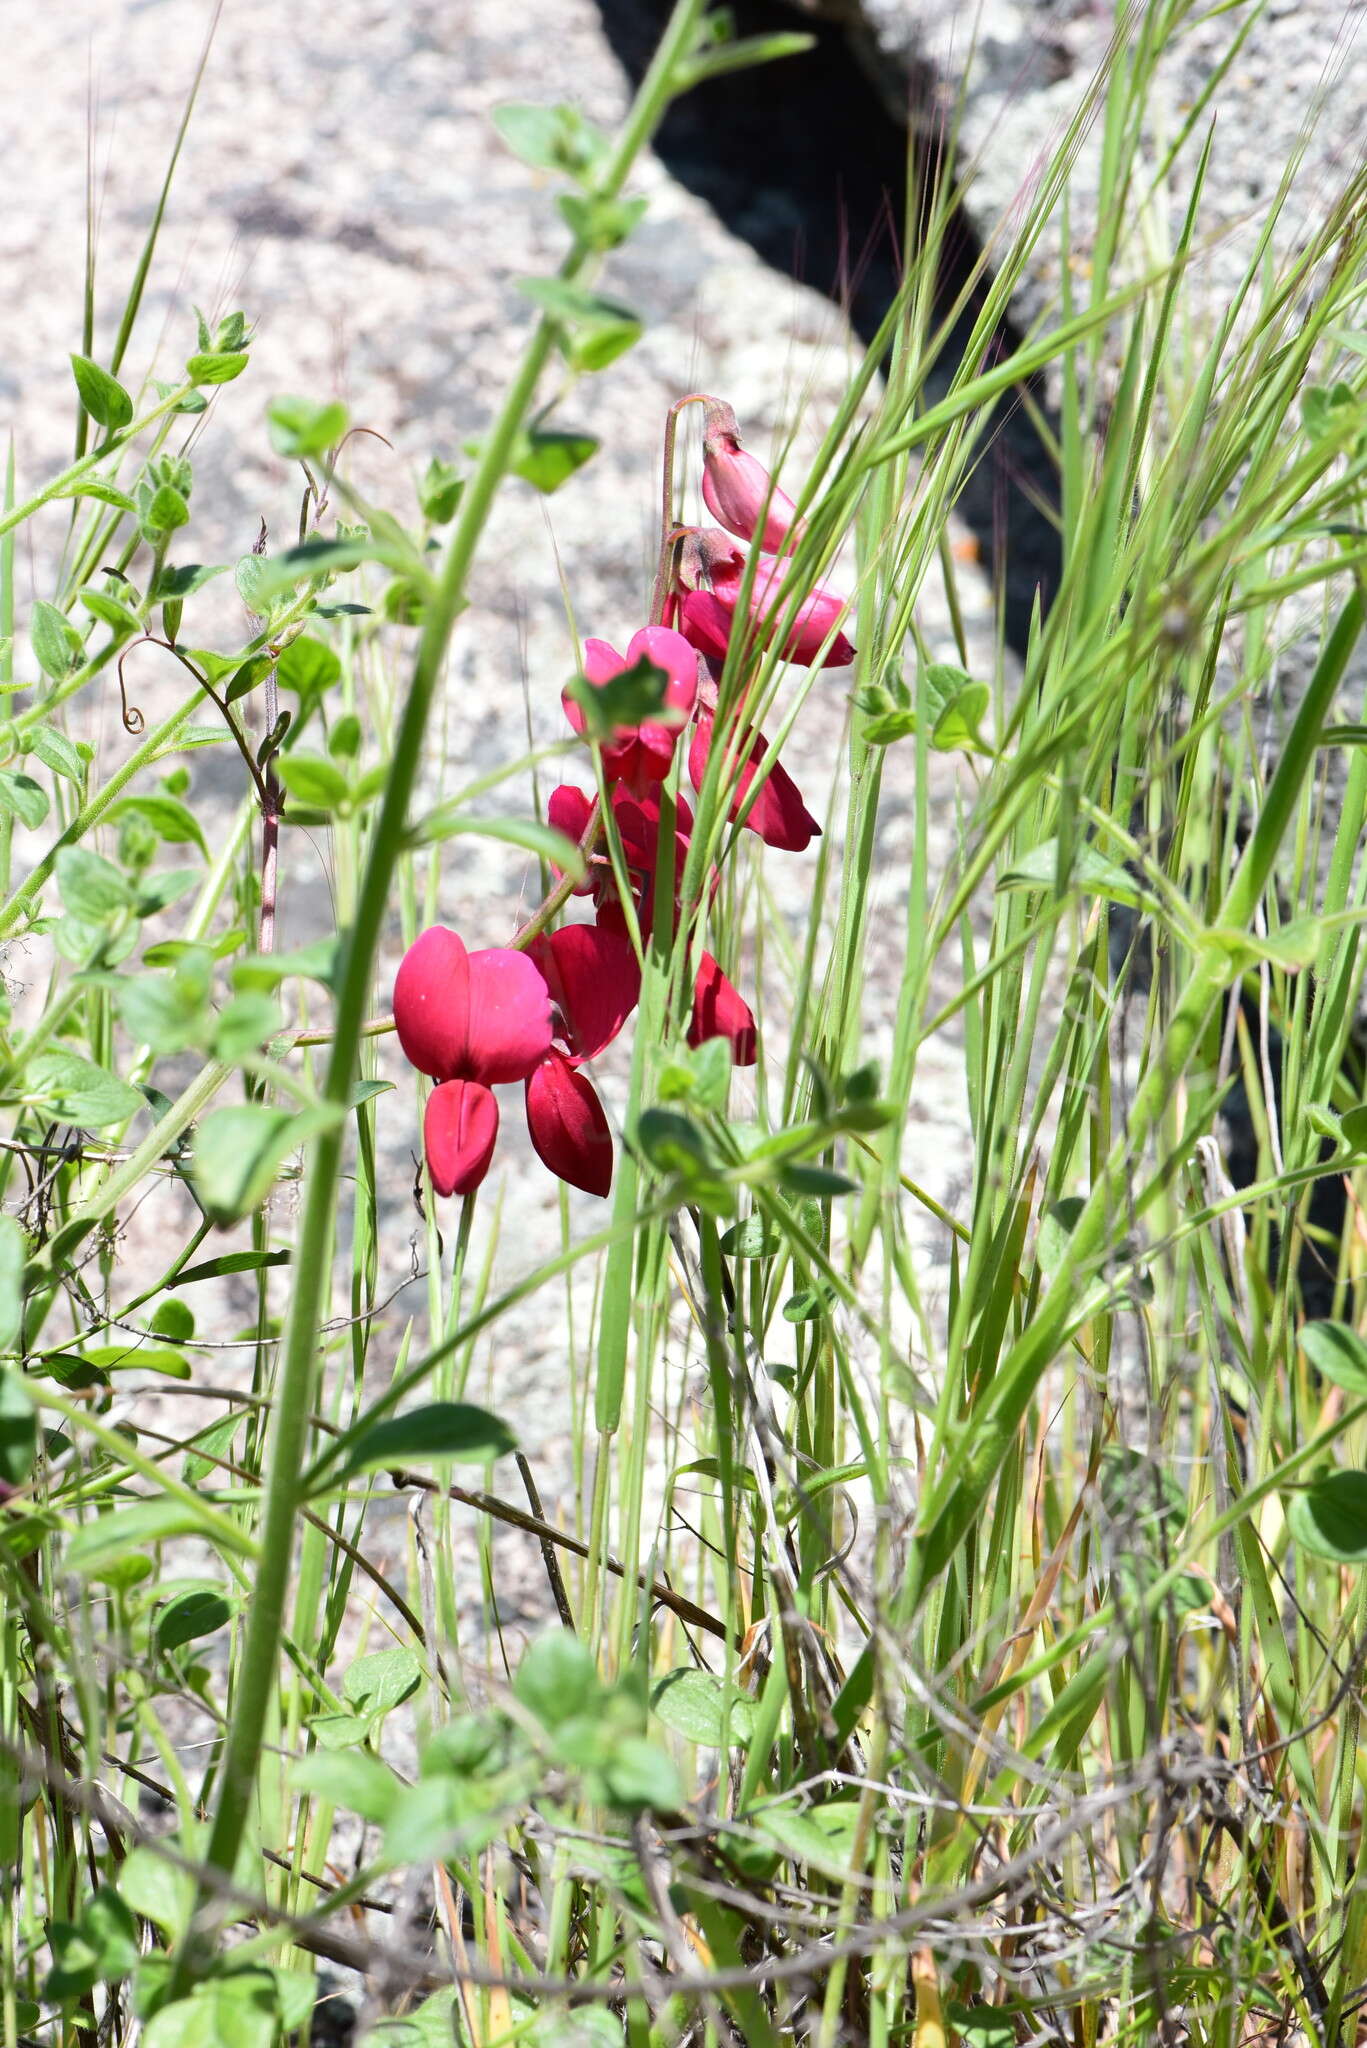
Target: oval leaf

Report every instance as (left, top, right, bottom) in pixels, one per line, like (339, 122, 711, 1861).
(335, 1402, 516, 1481)
(1300, 1321, 1367, 1395)
(1287, 1472, 1367, 1563)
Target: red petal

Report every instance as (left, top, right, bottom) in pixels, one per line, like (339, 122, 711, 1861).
(680, 589, 736, 663)
(708, 556, 855, 669)
(625, 626, 699, 719)
(525, 1052, 613, 1197)
(548, 784, 592, 839)
(393, 925, 471, 1081)
(601, 726, 676, 794)
(462, 948, 554, 1084)
(424, 1079, 499, 1197)
(529, 921, 641, 1062)
(689, 716, 820, 853)
(547, 785, 595, 894)
(689, 952, 756, 1065)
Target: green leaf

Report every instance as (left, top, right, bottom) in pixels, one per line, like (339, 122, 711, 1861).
(30, 599, 83, 681)
(143, 1972, 280, 2048)
(636, 1108, 712, 1175)
(182, 1412, 245, 1487)
(1287, 1472, 1367, 1563)
(45, 1884, 139, 1998)
(514, 1629, 600, 1728)
(276, 752, 350, 810)
(276, 632, 342, 702)
(998, 838, 1148, 908)
(0, 769, 48, 830)
(652, 1667, 757, 1747)
(598, 1734, 682, 1813)
(153, 562, 230, 599)
(82, 1344, 192, 1380)
(0, 1215, 26, 1353)
(56, 845, 131, 922)
(511, 429, 599, 494)
(154, 1587, 238, 1651)
(947, 2003, 1024, 2047)
(0, 1367, 36, 1487)
(344, 1647, 422, 1719)
(293, 1748, 400, 1824)
(926, 664, 990, 751)
(778, 1163, 855, 1197)
(419, 455, 464, 524)
(149, 1297, 195, 1341)
(492, 102, 609, 182)
(718, 1216, 781, 1259)
(79, 586, 142, 636)
(782, 1284, 836, 1324)
(1300, 1322, 1367, 1395)
(368, 1989, 463, 2048)
(66, 1496, 251, 1578)
(175, 1248, 290, 1288)
(27, 722, 88, 782)
(28, 1050, 144, 1127)
(231, 936, 339, 992)
(212, 992, 285, 1061)
(114, 1846, 195, 1939)
(557, 191, 648, 251)
(54, 475, 137, 511)
(185, 348, 250, 385)
(516, 277, 642, 372)
(267, 394, 350, 459)
(142, 483, 190, 535)
(749, 1795, 862, 1878)
(256, 528, 423, 599)
(332, 1401, 516, 1482)
(70, 354, 134, 432)
(134, 868, 201, 917)
(107, 793, 208, 854)
(191, 1102, 339, 1225)
(857, 664, 990, 752)
(329, 712, 362, 760)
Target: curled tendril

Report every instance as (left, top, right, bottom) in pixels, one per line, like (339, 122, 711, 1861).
(115, 644, 147, 734)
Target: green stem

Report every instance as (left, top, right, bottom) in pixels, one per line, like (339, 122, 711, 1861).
(0, 384, 196, 542)
(184, 0, 708, 1957)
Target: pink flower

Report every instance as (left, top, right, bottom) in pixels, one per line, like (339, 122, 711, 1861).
(526, 1050, 613, 1197)
(690, 952, 756, 1065)
(706, 550, 856, 669)
(424, 1079, 500, 1197)
(562, 627, 699, 794)
(527, 919, 641, 1063)
(701, 398, 802, 555)
(688, 714, 820, 853)
(394, 926, 553, 1084)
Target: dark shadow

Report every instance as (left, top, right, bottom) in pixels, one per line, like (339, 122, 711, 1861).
(592, 0, 1062, 654)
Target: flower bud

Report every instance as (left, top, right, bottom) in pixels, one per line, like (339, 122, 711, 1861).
(701, 398, 802, 555)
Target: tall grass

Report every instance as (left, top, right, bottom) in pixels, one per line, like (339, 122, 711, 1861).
(2, 2, 1367, 2043)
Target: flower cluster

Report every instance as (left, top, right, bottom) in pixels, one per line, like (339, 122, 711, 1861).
(393, 397, 855, 1204)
